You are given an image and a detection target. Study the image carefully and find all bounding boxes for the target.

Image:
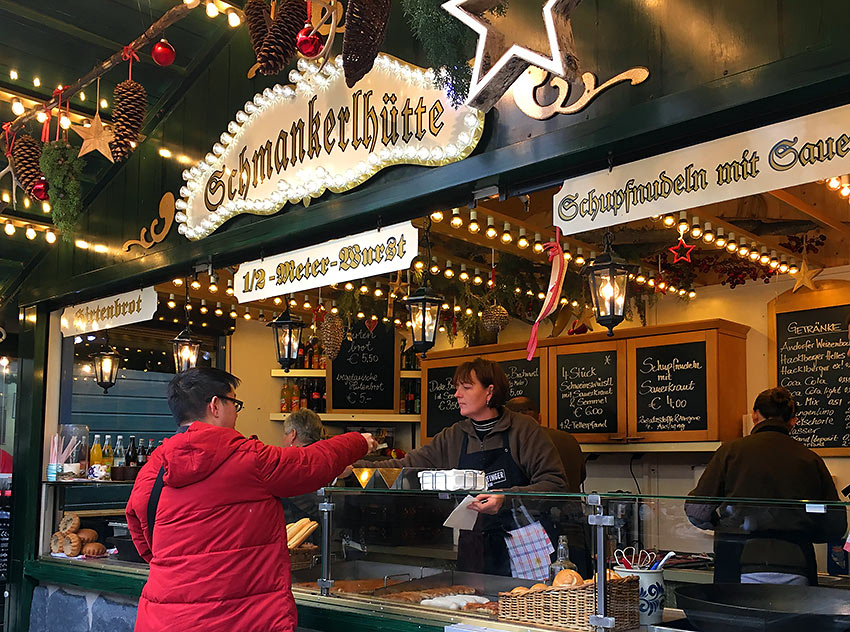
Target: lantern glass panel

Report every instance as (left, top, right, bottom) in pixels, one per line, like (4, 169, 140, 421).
(592, 266, 627, 318)
(93, 349, 121, 393)
(173, 336, 200, 373)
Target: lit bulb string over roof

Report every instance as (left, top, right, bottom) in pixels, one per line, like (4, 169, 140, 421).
(175, 54, 485, 240)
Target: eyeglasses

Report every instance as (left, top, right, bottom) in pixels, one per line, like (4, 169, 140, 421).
(218, 395, 243, 412)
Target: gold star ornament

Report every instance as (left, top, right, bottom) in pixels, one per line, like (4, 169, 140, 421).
(792, 257, 821, 293)
(442, 0, 581, 111)
(72, 112, 115, 162)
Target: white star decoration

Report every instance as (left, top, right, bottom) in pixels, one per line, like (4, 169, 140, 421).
(441, 0, 581, 111)
(792, 257, 821, 293)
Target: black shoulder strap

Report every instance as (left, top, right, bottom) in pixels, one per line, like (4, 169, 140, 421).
(146, 424, 191, 549)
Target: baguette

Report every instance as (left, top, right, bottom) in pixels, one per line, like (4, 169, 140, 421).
(288, 521, 318, 549)
(286, 518, 310, 541)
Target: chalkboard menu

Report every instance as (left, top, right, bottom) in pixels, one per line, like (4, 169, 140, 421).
(330, 322, 396, 411)
(556, 351, 618, 434)
(635, 341, 708, 433)
(499, 357, 541, 405)
(776, 304, 850, 448)
(425, 364, 460, 437)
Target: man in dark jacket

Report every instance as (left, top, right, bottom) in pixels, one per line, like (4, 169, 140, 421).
(126, 368, 375, 632)
(686, 386, 846, 585)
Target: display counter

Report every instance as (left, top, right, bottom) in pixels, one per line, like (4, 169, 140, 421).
(29, 481, 850, 632)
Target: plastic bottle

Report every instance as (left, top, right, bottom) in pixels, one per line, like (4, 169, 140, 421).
(549, 535, 579, 582)
(114, 435, 126, 467)
(102, 435, 114, 479)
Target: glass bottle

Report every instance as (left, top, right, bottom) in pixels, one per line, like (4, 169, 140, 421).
(102, 435, 114, 479)
(89, 434, 102, 467)
(148, 438, 157, 457)
(549, 535, 578, 582)
(138, 438, 147, 465)
(127, 435, 138, 466)
(306, 342, 315, 371)
(300, 379, 309, 410)
(399, 381, 407, 414)
(311, 380, 322, 412)
(280, 379, 290, 413)
(114, 435, 126, 467)
(290, 381, 301, 412)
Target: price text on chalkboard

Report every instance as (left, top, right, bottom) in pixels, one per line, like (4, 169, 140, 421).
(636, 341, 708, 432)
(500, 357, 541, 405)
(556, 351, 618, 434)
(331, 322, 396, 410)
(776, 304, 850, 448)
(425, 365, 460, 436)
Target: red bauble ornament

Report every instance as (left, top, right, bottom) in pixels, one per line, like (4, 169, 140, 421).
(31, 177, 49, 201)
(296, 24, 323, 57)
(152, 39, 176, 67)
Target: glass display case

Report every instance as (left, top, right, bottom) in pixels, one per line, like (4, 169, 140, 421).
(38, 476, 850, 632)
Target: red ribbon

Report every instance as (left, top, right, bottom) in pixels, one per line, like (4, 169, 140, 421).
(2, 122, 14, 158)
(122, 45, 140, 81)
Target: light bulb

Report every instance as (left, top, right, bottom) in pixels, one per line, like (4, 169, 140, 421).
(769, 250, 780, 269)
(635, 273, 646, 284)
(450, 209, 463, 228)
(229, 306, 238, 318)
(517, 227, 529, 249)
(289, 295, 298, 307)
(677, 211, 689, 234)
(226, 279, 234, 295)
(3, 220, 14, 236)
(227, 9, 241, 27)
(60, 115, 71, 130)
(759, 247, 770, 265)
(737, 243, 750, 258)
(200, 300, 208, 314)
(273, 297, 282, 305)
(459, 265, 469, 282)
(374, 283, 383, 297)
(689, 216, 702, 239)
(172, 278, 184, 287)
(357, 311, 365, 319)
(303, 295, 312, 309)
(208, 274, 218, 292)
(33, 76, 41, 87)
(678, 288, 687, 296)
(468, 209, 480, 233)
(9, 69, 17, 80)
(748, 243, 760, 261)
(485, 216, 497, 239)
(688, 290, 696, 299)
(444, 260, 455, 278)
(472, 269, 483, 285)
(714, 227, 727, 249)
(779, 258, 789, 273)
(167, 294, 176, 309)
(344, 281, 354, 291)
(662, 215, 676, 227)
(100, 98, 108, 109)
(563, 248, 572, 261)
(190, 277, 201, 290)
(827, 176, 841, 190)
(205, 1, 219, 18)
(36, 110, 48, 123)
(726, 233, 738, 253)
(10, 98, 24, 116)
(359, 282, 369, 294)
(500, 222, 513, 244)
(788, 261, 799, 274)
(429, 258, 440, 275)
(841, 175, 850, 198)
(413, 259, 425, 271)
(45, 229, 56, 244)
(702, 222, 715, 243)
(532, 232, 543, 254)
(214, 302, 223, 316)
(430, 210, 444, 222)
(574, 248, 585, 266)
(25, 225, 36, 240)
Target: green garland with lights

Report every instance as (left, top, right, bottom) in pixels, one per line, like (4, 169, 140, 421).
(40, 140, 84, 239)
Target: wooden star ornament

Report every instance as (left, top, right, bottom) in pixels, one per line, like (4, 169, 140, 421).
(442, 0, 582, 111)
(71, 112, 114, 162)
(792, 257, 821, 293)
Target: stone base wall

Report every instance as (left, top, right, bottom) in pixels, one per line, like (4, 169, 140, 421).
(28, 585, 137, 632)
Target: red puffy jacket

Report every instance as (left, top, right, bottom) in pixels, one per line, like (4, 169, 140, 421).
(126, 422, 367, 632)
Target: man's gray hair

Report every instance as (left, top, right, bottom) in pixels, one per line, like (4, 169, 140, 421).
(283, 408, 324, 446)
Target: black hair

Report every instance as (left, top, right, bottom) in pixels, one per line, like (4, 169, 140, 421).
(167, 367, 241, 425)
(753, 386, 796, 424)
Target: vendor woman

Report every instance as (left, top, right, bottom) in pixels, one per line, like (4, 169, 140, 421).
(359, 357, 568, 575)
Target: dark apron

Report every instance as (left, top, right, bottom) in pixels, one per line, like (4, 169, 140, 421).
(456, 430, 530, 576)
(714, 531, 818, 585)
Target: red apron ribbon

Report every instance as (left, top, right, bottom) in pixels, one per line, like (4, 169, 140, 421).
(526, 227, 567, 361)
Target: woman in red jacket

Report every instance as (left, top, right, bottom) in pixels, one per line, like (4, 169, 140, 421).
(126, 367, 375, 632)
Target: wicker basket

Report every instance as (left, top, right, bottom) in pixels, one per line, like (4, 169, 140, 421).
(289, 543, 319, 571)
(498, 577, 639, 632)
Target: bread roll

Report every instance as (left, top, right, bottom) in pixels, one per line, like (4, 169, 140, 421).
(530, 583, 548, 591)
(50, 532, 66, 554)
(63, 533, 82, 556)
(509, 586, 528, 595)
(82, 542, 107, 556)
(553, 569, 584, 587)
(76, 528, 98, 544)
(59, 512, 80, 534)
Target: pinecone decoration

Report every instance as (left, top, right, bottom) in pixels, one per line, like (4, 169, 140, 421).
(244, 0, 270, 59)
(109, 79, 147, 162)
(321, 312, 344, 361)
(342, 0, 392, 87)
(11, 135, 45, 197)
(257, 0, 304, 76)
(481, 304, 510, 333)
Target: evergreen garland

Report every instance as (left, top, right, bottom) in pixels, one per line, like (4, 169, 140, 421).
(40, 140, 85, 239)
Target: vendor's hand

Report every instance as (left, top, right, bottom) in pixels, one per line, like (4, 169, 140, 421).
(361, 433, 379, 453)
(468, 494, 505, 515)
(341, 465, 354, 478)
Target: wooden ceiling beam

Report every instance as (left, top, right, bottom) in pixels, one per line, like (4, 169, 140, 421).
(767, 189, 850, 239)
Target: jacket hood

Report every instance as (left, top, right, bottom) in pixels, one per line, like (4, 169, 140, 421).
(161, 422, 247, 488)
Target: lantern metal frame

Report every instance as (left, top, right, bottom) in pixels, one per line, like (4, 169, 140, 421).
(581, 232, 637, 337)
(91, 332, 121, 394)
(404, 217, 444, 357)
(267, 306, 307, 371)
(172, 279, 202, 372)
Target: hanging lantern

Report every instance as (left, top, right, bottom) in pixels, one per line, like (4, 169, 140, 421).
(582, 232, 636, 336)
(404, 285, 443, 357)
(268, 307, 306, 371)
(172, 326, 201, 372)
(91, 343, 121, 394)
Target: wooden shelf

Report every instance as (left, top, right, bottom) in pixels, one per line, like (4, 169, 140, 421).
(400, 370, 421, 378)
(580, 441, 722, 453)
(271, 369, 326, 378)
(270, 413, 421, 423)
